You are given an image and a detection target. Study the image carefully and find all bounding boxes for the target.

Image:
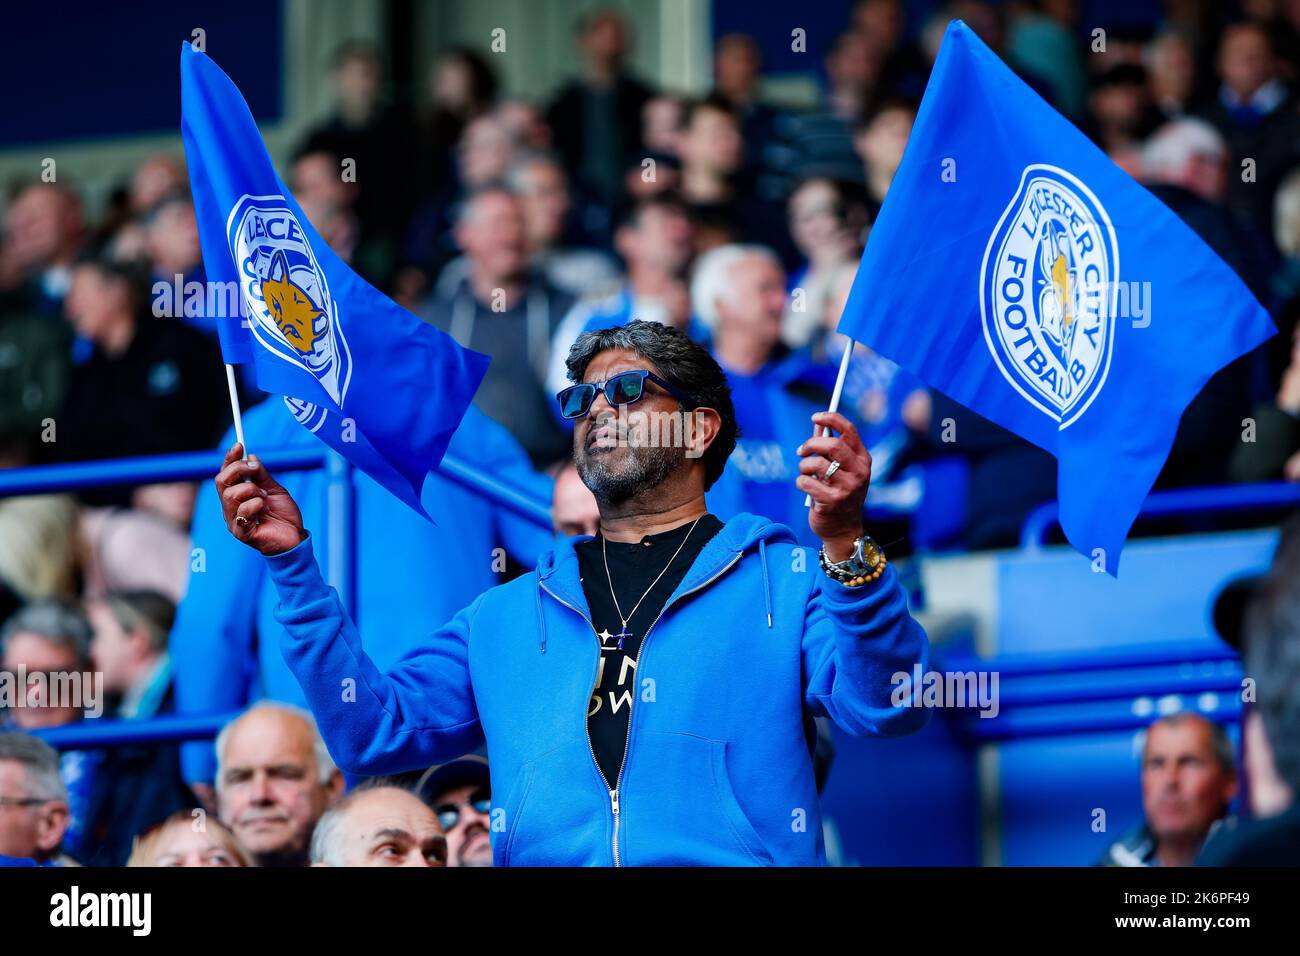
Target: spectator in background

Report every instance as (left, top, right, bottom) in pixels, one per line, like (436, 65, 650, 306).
(783, 175, 868, 347)
(129, 156, 188, 218)
(678, 96, 789, 261)
(780, 30, 881, 191)
(417, 755, 491, 867)
(1098, 713, 1237, 867)
(0, 600, 93, 732)
(401, 113, 521, 297)
(1233, 166, 1300, 483)
(0, 495, 79, 608)
(0, 182, 85, 318)
(413, 47, 499, 201)
(853, 0, 929, 100)
(693, 244, 839, 547)
(497, 100, 553, 155)
(547, 193, 700, 397)
(1200, 516, 1300, 865)
(140, 192, 207, 335)
(1140, 119, 1268, 488)
(298, 41, 406, 286)
(54, 257, 229, 501)
(436, 152, 620, 300)
(551, 461, 600, 538)
(292, 149, 361, 267)
(853, 95, 916, 218)
(712, 33, 785, 202)
(810, 261, 926, 520)
(0, 733, 73, 866)
(174, 397, 553, 791)
(1, 602, 97, 862)
(127, 809, 252, 867)
(1082, 64, 1162, 156)
(1232, 322, 1300, 483)
(422, 186, 574, 466)
(1005, 0, 1086, 117)
(3, 598, 192, 866)
(310, 784, 447, 867)
(546, 8, 653, 221)
(87, 590, 174, 720)
(1200, 21, 1300, 235)
(1147, 29, 1199, 120)
(215, 703, 344, 868)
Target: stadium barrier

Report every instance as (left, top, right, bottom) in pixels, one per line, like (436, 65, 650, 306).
(1, 445, 552, 751)
(1020, 481, 1300, 549)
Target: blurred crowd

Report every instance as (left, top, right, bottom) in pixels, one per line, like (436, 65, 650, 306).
(2, 0, 1300, 866)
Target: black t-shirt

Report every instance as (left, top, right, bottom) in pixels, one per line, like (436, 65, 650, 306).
(575, 513, 724, 788)
(51, 316, 230, 507)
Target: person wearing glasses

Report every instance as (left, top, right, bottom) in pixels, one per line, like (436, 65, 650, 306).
(417, 755, 493, 868)
(0, 733, 75, 866)
(214, 319, 930, 866)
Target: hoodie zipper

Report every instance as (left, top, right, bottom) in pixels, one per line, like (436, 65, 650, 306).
(537, 581, 618, 862)
(539, 550, 744, 866)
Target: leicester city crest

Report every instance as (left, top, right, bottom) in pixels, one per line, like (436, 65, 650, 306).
(227, 194, 352, 406)
(979, 165, 1118, 427)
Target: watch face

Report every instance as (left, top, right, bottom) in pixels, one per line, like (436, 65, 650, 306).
(859, 539, 883, 569)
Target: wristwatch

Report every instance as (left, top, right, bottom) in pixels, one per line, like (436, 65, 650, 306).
(819, 534, 886, 587)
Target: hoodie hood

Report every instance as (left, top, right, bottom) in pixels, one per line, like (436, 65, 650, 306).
(533, 512, 797, 653)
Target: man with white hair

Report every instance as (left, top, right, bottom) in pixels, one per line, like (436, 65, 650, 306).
(1140, 117, 1229, 203)
(215, 702, 343, 867)
(310, 784, 446, 867)
(693, 244, 843, 546)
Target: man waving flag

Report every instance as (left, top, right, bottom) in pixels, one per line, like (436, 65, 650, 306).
(837, 21, 1275, 574)
(179, 42, 488, 516)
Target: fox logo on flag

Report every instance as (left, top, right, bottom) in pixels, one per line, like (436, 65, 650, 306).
(836, 20, 1276, 574)
(180, 43, 489, 517)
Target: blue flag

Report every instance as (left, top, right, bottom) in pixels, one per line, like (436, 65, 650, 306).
(179, 43, 489, 516)
(838, 21, 1275, 573)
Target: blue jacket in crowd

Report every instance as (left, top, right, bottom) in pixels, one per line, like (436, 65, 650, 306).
(264, 511, 930, 866)
(172, 397, 555, 784)
(710, 348, 840, 548)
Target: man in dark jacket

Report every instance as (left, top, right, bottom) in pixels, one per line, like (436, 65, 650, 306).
(546, 9, 653, 221)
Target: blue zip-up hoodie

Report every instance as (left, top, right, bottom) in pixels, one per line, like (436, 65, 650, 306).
(266, 512, 930, 866)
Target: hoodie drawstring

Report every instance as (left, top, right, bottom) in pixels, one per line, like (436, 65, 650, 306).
(535, 580, 548, 654)
(758, 539, 773, 629)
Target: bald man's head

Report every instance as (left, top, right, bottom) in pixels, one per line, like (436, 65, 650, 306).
(215, 704, 343, 866)
(311, 786, 447, 867)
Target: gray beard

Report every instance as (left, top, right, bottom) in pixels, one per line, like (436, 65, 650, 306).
(576, 441, 681, 507)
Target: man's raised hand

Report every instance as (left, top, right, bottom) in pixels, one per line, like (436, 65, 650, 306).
(215, 443, 307, 556)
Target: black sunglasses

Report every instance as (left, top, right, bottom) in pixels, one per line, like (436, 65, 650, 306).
(434, 789, 492, 830)
(556, 370, 694, 420)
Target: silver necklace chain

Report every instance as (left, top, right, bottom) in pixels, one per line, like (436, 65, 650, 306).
(601, 515, 705, 638)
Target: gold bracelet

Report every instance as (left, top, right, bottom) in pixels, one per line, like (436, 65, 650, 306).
(844, 556, 887, 588)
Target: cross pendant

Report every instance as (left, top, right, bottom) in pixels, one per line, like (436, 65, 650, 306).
(615, 622, 633, 650)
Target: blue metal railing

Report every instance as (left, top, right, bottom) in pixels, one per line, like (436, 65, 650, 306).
(29, 711, 243, 749)
(1019, 481, 1300, 550)
(0, 447, 553, 529)
(3, 445, 553, 751)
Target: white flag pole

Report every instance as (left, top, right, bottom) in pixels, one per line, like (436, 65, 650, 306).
(805, 337, 856, 507)
(225, 364, 248, 457)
